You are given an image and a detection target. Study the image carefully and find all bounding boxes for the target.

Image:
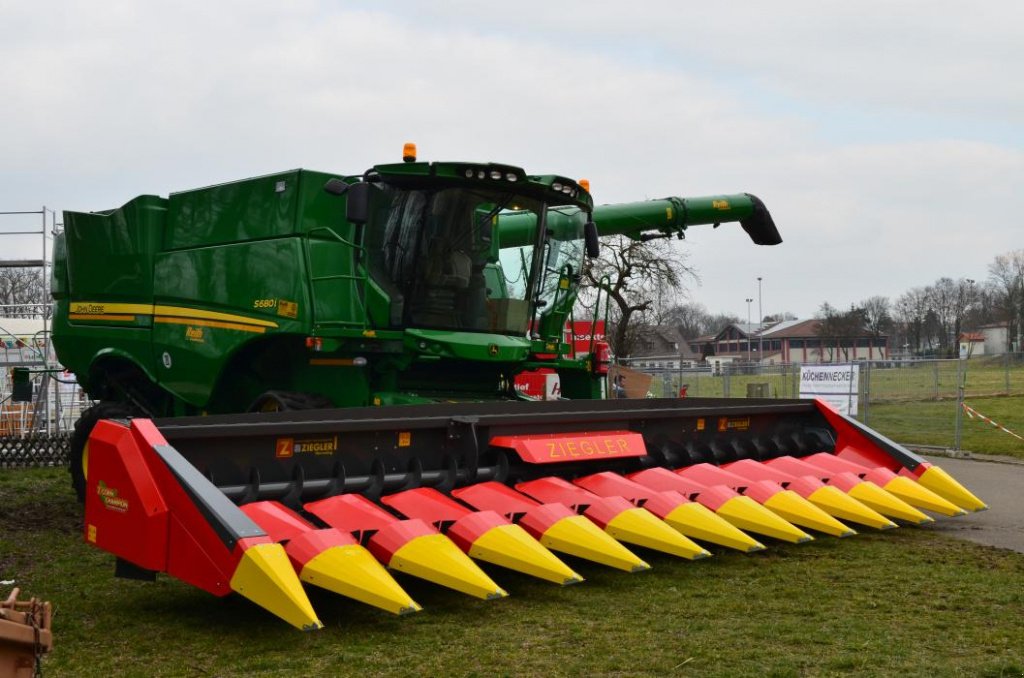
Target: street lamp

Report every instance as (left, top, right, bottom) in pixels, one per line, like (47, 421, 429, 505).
(757, 277, 763, 360)
(745, 298, 753, 361)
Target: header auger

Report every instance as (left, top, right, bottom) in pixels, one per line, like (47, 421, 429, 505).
(53, 146, 985, 628)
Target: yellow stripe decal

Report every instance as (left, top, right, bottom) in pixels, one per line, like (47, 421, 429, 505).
(69, 301, 278, 329)
(154, 316, 266, 334)
(70, 302, 153, 315)
(153, 305, 278, 328)
(69, 313, 137, 322)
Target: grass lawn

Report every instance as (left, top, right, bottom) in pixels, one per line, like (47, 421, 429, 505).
(2, 468, 1022, 677)
(864, 395, 1024, 459)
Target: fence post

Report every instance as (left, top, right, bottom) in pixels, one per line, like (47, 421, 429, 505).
(723, 365, 731, 398)
(863, 360, 871, 425)
(1006, 353, 1011, 394)
(933, 361, 939, 399)
(954, 358, 965, 451)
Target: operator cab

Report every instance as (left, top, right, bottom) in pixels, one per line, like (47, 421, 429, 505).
(354, 157, 593, 338)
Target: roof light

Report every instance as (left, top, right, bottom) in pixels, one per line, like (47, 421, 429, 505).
(465, 169, 474, 178)
(506, 172, 517, 182)
(579, 179, 590, 193)
(490, 170, 502, 180)
(552, 182, 563, 192)
(402, 142, 417, 163)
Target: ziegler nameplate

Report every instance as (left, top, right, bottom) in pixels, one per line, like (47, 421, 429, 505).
(490, 431, 647, 464)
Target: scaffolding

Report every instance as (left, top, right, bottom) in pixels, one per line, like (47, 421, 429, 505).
(1, 208, 86, 437)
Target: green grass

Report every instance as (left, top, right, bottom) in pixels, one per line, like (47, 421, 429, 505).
(3, 468, 1023, 677)
(865, 396, 1024, 459)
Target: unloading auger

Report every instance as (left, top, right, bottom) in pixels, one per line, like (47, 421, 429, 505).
(54, 145, 985, 628)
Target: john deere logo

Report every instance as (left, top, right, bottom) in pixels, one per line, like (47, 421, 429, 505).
(488, 344, 499, 357)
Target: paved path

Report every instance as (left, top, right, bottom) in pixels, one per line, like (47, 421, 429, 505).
(921, 455, 1024, 553)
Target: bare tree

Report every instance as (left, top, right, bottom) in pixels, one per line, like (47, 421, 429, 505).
(661, 302, 711, 340)
(816, 302, 866, 361)
(988, 249, 1024, 351)
(0, 265, 45, 317)
(762, 312, 797, 323)
(581, 237, 696, 357)
(859, 296, 891, 337)
(894, 287, 930, 353)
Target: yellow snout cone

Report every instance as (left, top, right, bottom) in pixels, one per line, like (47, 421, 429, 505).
(468, 524, 584, 586)
(915, 466, 988, 512)
(806, 486, 897, 530)
(715, 495, 814, 544)
(846, 481, 933, 525)
(604, 508, 712, 560)
(302, 544, 422, 615)
(230, 542, 322, 631)
(763, 490, 857, 538)
(541, 514, 651, 573)
(884, 476, 968, 516)
(663, 501, 766, 553)
(390, 533, 508, 600)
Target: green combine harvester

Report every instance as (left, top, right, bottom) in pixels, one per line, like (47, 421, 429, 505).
(51, 145, 986, 629)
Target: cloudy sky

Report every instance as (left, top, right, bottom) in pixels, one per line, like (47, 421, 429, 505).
(2, 1, 1021, 319)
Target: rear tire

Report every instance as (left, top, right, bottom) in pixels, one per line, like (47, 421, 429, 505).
(70, 402, 133, 503)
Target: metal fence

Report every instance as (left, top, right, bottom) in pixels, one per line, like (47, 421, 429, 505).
(1, 328, 89, 467)
(618, 353, 1024, 451)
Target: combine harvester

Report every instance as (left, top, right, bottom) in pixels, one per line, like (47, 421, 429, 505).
(51, 145, 986, 629)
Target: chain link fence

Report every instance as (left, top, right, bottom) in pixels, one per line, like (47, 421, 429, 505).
(619, 353, 1024, 451)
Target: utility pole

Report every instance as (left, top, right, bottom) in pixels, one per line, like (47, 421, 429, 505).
(745, 298, 753, 361)
(757, 277, 763, 360)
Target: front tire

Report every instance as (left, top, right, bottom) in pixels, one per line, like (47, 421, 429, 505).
(70, 402, 132, 503)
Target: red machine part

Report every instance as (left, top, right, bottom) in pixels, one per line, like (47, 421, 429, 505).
(515, 477, 711, 560)
(572, 472, 765, 552)
(83, 419, 321, 630)
(303, 493, 507, 600)
(452, 481, 650, 572)
(239, 500, 422, 615)
(489, 431, 647, 465)
(381, 488, 582, 585)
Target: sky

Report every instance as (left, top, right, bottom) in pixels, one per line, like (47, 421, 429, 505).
(1, 1, 1021, 320)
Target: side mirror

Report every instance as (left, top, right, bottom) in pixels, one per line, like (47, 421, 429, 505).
(323, 178, 350, 195)
(584, 220, 600, 258)
(346, 182, 371, 225)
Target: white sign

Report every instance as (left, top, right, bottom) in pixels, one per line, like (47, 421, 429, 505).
(799, 364, 860, 415)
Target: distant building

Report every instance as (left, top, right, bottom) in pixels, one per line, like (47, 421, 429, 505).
(979, 322, 1010, 355)
(628, 326, 701, 369)
(688, 319, 889, 364)
(958, 332, 986, 358)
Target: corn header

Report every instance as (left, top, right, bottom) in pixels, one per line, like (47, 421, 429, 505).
(52, 146, 986, 629)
